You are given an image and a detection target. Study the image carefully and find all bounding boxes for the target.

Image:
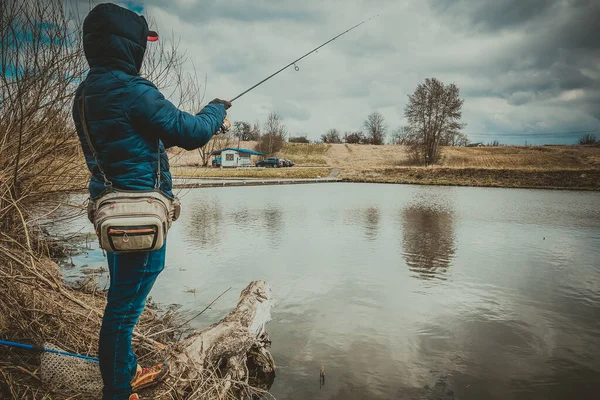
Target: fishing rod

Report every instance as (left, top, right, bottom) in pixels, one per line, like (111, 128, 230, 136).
(229, 15, 379, 103)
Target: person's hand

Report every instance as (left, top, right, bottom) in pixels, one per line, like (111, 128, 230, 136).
(209, 98, 232, 110)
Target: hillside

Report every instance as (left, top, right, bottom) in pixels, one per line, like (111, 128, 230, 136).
(167, 143, 600, 190)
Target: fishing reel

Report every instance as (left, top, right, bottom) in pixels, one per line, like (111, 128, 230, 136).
(219, 118, 231, 134)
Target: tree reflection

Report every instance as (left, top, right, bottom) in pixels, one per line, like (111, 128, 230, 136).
(364, 207, 380, 241)
(401, 204, 456, 280)
(263, 206, 284, 245)
(186, 202, 223, 248)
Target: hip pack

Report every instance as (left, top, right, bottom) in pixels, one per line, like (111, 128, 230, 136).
(78, 92, 180, 253)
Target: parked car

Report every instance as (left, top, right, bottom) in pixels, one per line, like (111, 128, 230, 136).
(284, 159, 294, 167)
(212, 155, 222, 167)
(255, 157, 282, 168)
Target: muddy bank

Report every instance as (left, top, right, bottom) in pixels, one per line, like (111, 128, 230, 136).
(341, 167, 600, 190)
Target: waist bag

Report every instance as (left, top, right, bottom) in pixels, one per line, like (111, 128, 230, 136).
(78, 93, 180, 253)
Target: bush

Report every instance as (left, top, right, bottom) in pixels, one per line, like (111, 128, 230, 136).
(578, 134, 598, 145)
(344, 131, 366, 144)
(289, 136, 310, 143)
(321, 129, 342, 144)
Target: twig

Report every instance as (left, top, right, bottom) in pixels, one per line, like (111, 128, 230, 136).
(172, 287, 232, 336)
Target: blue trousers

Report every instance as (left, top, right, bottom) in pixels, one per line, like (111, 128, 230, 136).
(98, 242, 166, 399)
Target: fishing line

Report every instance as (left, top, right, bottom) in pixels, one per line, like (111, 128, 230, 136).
(229, 14, 379, 102)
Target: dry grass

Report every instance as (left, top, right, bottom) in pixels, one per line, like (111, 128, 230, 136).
(0, 239, 179, 399)
(439, 145, 600, 169)
(275, 142, 330, 166)
(321, 143, 600, 170)
(171, 166, 331, 179)
(0, 234, 275, 399)
(167, 141, 330, 167)
(323, 143, 412, 168)
(166, 143, 600, 190)
(342, 167, 600, 190)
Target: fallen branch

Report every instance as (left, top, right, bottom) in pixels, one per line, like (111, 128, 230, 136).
(37, 281, 276, 400)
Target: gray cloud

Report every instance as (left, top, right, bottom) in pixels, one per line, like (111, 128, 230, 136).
(429, 0, 557, 32)
(425, 0, 600, 142)
(73, 0, 600, 144)
(276, 100, 311, 122)
(143, 0, 325, 24)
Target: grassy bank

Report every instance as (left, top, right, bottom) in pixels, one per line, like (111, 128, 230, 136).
(168, 143, 600, 190)
(342, 167, 600, 190)
(171, 166, 331, 179)
(276, 142, 330, 166)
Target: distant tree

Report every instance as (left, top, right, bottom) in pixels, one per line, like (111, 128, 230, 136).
(457, 133, 470, 147)
(578, 133, 598, 145)
(442, 131, 470, 147)
(391, 126, 415, 145)
(363, 111, 387, 145)
(252, 121, 261, 138)
(344, 131, 366, 144)
(255, 112, 286, 155)
(487, 140, 501, 146)
(289, 135, 310, 143)
(321, 128, 342, 144)
(404, 77, 466, 165)
(231, 121, 260, 141)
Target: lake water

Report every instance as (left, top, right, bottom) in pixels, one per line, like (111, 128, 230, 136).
(61, 183, 600, 400)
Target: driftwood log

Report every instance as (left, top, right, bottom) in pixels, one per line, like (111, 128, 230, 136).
(168, 280, 276, 398)
(40, 280, 276, 399)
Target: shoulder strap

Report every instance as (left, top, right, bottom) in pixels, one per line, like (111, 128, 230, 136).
(78, 93, 112, 187)
(155, 139, 161, 190)
(78, 91, 162, 190)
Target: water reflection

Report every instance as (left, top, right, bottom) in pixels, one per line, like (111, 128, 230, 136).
(401, 204, 456, 280)
(364, 207, 380, 241)
(230, 207, 253, 226)
(186, 202, 223, 247)
(58, 184, 600, 400)
(342, 207, 381, 241)
(263, 206, 284, 245)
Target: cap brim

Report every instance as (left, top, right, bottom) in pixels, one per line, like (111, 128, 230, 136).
(147, 30, 158, 41)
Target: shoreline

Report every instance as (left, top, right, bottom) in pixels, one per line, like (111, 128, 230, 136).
(168, 167, 600, 191)
(338, 167, 600, 191)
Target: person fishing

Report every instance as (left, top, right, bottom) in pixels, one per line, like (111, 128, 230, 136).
(72, 3, 231, 399)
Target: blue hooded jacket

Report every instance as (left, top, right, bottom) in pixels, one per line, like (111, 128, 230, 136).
(72, 3, 226, 199)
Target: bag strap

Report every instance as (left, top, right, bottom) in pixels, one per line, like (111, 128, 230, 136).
(78, 93, 112, 187)
(155, 139, 161, 190)
(78, 91, 161, 190)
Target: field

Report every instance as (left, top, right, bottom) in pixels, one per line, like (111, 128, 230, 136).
(167, 143, 600, 190)
(277, 142, 330, 166)
(171, 166, 331, 179)
(319, 143, 600, 170)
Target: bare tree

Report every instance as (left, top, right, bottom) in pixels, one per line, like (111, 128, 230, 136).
(321, 128, 342, 144)
(578, 133, 598, 145)
(391, 126, 415, 145)
(404, 77, 466, 165)
(442, 131, 470, 147)
(0, 0, 212, 231)
(255, 112, 286, 155)
(363, 111, 387, 145)
(0, 0, 88, 234)
(231, 121, 260, 141)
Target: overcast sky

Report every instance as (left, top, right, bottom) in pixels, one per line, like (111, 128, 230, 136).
(89, 0, 599, 144)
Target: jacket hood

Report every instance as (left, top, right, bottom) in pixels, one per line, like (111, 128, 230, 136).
(83, 3, 149, 75)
